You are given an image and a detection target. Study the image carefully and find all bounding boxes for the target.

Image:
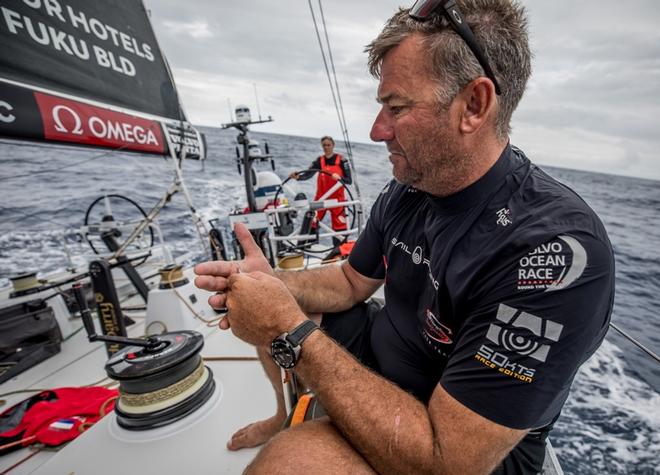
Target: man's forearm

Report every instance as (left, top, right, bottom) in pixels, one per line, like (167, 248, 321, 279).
(277, 264, 357, 314)
(297, 331, 437, 475)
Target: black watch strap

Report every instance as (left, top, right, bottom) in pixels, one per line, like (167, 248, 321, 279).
(286, 320, 319, 347)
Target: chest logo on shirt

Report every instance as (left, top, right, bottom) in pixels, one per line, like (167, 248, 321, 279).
(517, 235, 587, 291)
(390, 237, 439, 290)
(423, 309, 453, 346)
(496, 207, 512, 227)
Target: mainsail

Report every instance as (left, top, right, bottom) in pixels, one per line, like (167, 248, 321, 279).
(0, 0, 205, 159)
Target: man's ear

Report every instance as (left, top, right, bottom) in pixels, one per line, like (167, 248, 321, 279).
(458, 77, 497, 134)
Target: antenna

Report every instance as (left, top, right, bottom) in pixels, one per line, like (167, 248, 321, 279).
(253, 83, 262, 121)
(227, 98, 234, 122)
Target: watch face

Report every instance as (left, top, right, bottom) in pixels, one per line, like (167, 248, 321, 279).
(271, 339, 296, 369)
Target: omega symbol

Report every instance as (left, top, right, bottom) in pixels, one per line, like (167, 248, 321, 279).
(52, 105, 84, 135)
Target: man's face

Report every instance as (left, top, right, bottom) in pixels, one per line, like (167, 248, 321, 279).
(321, 140, 334, 156)
(370, 35, 462, 194)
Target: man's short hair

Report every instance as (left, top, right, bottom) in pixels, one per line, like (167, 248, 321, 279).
(365, 0, 531, 140)
(320, 136, 335, 145)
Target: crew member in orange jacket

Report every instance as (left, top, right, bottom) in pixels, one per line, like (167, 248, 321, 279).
(289, 136, 352, 245)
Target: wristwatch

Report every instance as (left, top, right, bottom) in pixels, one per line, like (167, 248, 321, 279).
(271, 320, 319, 369)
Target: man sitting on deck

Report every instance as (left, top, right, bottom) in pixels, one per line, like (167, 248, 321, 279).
(195, 1, 615, 473)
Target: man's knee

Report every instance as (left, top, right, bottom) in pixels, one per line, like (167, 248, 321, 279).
(246, 419, 375, 474)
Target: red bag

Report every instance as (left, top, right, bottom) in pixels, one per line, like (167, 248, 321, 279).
(0, 387, 117, 453)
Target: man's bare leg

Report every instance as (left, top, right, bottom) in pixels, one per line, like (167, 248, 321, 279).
(227, 345, 287, 450)
(245, 418, 377, 474)
(227, 313, 322, 451)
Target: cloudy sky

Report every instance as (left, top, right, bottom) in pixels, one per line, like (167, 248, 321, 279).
(144, 0, 660, 180)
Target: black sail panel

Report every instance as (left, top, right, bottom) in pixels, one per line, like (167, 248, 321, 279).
(0, 0, 205, 158)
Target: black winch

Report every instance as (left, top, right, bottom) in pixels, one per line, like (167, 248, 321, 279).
(105, 331, 215, 430)
(73, 284, 215, 430)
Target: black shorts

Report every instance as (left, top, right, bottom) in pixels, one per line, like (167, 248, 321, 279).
(319, 299, 381, 372)
(284, 300, 381, 428)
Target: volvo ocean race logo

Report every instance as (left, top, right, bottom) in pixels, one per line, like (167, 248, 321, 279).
(517, 235, 587, 291)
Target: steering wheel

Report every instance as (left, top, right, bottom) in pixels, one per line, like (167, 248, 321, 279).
(83, 194, 155, 266)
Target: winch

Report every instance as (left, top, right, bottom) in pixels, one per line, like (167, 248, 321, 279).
(73, 284, 215, 430)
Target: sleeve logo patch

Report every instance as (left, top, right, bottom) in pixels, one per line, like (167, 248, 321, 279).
(517, 235, 587, 291)
(485, 304, 563, 363)
(474, 304, 565, 384)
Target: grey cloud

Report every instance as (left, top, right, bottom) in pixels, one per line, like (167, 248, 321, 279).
(144, 0, 660, 179)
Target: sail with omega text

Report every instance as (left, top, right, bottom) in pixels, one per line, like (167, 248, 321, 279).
(0, 0, 205, 159)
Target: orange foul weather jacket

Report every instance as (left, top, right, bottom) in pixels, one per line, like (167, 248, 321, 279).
(314, 154, 349, 231)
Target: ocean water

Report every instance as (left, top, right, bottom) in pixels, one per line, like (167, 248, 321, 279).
(0, 128, 658, 474)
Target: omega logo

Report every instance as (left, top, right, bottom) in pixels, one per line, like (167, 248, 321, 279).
(53, 105, 84, 135)
(0, 100, 16, 123)
(49, 103, 159, 146)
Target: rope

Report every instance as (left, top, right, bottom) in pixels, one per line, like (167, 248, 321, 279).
(0, 446, 40, 474)
(165, 266, 224, 327)
(609, 322, 660, 364)
(202, 356, 259, 362)
(317, 0, 354, 163)
(307, 0, 364, 231)
(0, 141, 134, 183)
(0, 204, 74, 229)
(307, 0, 342, 146)
(119, 361, 204, 408)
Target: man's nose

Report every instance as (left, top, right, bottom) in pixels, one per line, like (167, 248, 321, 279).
(370, 109, 394, 143)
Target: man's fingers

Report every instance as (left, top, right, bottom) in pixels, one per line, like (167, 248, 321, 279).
(195, 275, 229, 292)
(195, 261, 235, 277)
(234, 223, 264, 258)
(218, 315, 231, 330)
(208, 292, 227, 309)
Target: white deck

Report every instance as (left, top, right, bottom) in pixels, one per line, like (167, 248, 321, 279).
(0, 262, 277, 475)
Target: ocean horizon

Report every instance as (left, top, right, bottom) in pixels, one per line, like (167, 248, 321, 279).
(1, 126, 658, 474)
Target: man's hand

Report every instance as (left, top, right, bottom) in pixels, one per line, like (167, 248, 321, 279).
(331, 172, 341, 181)
(225, 271, 307, 346)
(194, 222, 273, 312)
(289, 172, 300, 180)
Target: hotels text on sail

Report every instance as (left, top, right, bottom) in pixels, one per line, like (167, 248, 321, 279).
(1, 2, 155, 78)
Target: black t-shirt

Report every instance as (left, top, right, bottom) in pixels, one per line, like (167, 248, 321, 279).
(349, 145, 614, 430)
